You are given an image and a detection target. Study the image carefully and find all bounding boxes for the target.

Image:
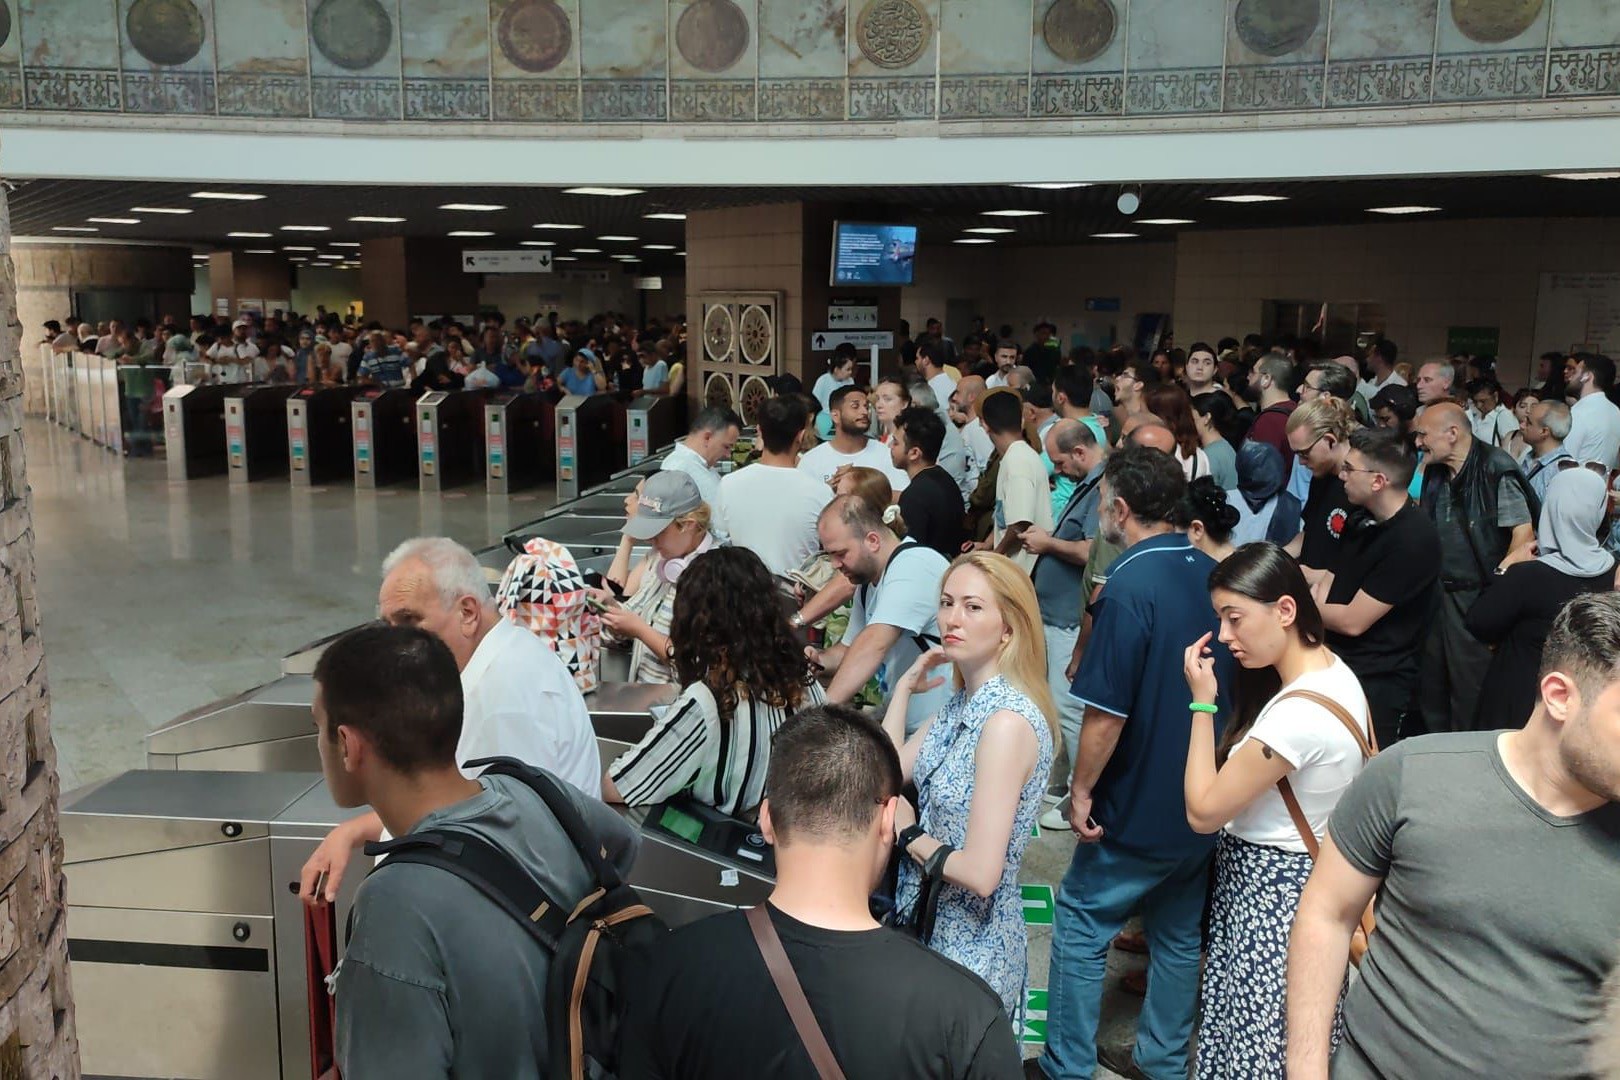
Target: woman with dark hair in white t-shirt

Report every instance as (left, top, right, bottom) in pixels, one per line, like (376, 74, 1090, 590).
(1180, 541, 1373, 1080)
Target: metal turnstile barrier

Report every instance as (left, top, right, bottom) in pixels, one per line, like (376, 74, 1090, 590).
(485, 391, 556, 495)
(95, 355, 122, 451)
(553, 395, 627, 503)
(351, 386, 423, 490)
(225, 385, 301, 484)
(163, 384, 233, 481)
(417, 388, 491, 493)
(287, 385, 362, 487)
(626, 394, 683, 467)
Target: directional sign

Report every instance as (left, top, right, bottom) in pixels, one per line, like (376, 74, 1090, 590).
(462, 249, 553, 274)
(1021, 883, 1055, 926)
(828, 303, 878, 329)
(811, 330, 893, 351)
(1019, 989, 1049, 1046)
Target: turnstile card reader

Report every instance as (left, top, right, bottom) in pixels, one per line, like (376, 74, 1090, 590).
(288, 385, 362, 486)
(418, 388, 490, 492)
(163, 383, 231, 481)
(486, 391, 556, 494)
(554, 395, 627, 502)
(352, 385, 423, 490)
(226, 384, 301, 484)
(626, 394, 683, 467)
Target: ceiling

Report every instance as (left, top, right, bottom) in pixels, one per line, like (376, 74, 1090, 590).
(9, 174, 1618, 276)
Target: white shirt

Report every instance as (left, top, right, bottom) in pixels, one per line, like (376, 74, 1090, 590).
(986, 372, 1009, 389)
(811, 371, 852, 413)
(1357, 370, 1406, 401)
(927, 372, 956, 426)
(715, 462, 831, 576)
(797, 439, 894, 486)
(330, 341, 354, 369)
(1566, 391, 1620, 469)
(938, 421, 974, 504)
(1469, 404, 1517, 450)
(994, 440, 1054, 573)
(962, 419, 995, 474)
(842, 542, 951, 735)
(661, 441, 722, 507)
(1226, 657, 1371, 852)
(460, 618, 600, 796)
(1176, 445, 1213, 482)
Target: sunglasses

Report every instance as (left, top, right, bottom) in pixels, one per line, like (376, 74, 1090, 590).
(1557, 459, 1611, 478)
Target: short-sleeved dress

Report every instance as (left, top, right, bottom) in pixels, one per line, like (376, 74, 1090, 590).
(896, 675, 1052, 1018)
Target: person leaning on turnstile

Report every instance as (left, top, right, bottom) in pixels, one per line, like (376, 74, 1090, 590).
(618, 704, 1022, 1079)
(300, 536, 599, 904)
(310, 624, 639, 1080)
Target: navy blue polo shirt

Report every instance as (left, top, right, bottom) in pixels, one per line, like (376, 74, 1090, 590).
(1070, 532, 1232, 859)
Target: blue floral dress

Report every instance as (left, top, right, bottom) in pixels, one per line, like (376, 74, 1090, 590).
(896, 675, 1052, 1017)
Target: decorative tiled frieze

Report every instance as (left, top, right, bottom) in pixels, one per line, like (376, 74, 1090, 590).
(670, 80, 756, 121)
(757, 78, 844, 121)
(311, 77, 401, 120)
(581, 79, 667, 121)
(22, 68, 120, 112)
(1030, 73, 1123, 116)
(849, 76, 934, 119)
(216, 73, 311, 116)
(1224, 63, 1325, 111)
(122, 71, 216, 115)
(404, 78, 491, 120)
(493, 79, 580, 121)
(939, 75, 1028, 119)
(1325, 57, 1432, 107)
(1548, 45, 1620, 98)
(1125, 68, 1221, 114)
(0, 69, 21, 110)
(1432, 50, 1544, 101)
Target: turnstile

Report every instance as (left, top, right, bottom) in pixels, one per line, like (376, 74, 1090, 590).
(626, 394, 684, 467)
(554, 394, 627, 502)
(225, 384, 301, 484)
(417, 388, 491, 493)
(163, 383, 233, 481)
(485, 390, 556, 494)
(288, 385, 362, 486)
(351, 386, 423, 490)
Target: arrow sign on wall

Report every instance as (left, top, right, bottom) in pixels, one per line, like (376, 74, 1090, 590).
(462, 249, 554, 274)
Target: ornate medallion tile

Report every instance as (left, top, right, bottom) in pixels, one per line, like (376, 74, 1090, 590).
(855, 0, 932, 70)
(940, 75, 1028, 118)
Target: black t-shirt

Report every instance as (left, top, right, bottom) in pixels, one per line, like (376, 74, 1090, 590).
(900, 465, 968, 559)
(1324, 501, 1441, 679)
(619, 904, 1020, 1080)
(1299, 473, 1362, 571)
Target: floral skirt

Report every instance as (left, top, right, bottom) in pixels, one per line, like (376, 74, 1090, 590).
(1195, 831, 1343, 1080)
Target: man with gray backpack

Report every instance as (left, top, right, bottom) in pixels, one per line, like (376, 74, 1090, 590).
(310, 623, 654, 1079)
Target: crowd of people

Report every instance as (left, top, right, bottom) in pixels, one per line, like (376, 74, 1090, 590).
(140, 308, 1620, 1078)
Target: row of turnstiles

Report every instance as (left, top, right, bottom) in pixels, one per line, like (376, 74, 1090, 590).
(64, 451, 779, 1079)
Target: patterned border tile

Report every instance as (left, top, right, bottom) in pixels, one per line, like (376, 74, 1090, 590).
(1432, 50, 1545, 101)
(493, 80, 581, 121)
(1325, 56, 1432, 106)
(122, 71, 217, 114)
(0, 69, 21, 110)
(1224, 63, 1325, 111)
(581, 79, 667, 121)
(757, 78, 845, 121)
(404, 77, 491, 120)
(940, 75, 1029, 118)
(1030, 73, 1124, 116)
(1548, 45, 1620, 98)
(670, 80, 757, 121)
(311, 77, 402, 119)
(23, 68, 121, 112)
(216, 72, 311, 116)
(850, 75, 935, 119)
(1125, 67, 1222, 114)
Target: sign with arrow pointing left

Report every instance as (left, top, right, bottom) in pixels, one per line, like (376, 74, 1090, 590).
(462, 250, 553, 274)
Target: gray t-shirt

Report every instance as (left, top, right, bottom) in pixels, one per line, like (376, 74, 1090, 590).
(1328, 731, 1620, 1080)
(842, 542, 951, 735)
(1033, 465, 1103, 629)
(337, 774, 639, 1080)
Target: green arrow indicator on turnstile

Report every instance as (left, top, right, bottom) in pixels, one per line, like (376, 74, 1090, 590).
(1020, 988, 1049, 1045)
(1022, 883, 1054, 926)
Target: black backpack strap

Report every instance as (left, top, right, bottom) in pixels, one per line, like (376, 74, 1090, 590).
(856, 542, 942, 655)
(364, 828, 568, 950)
(461, 757, 625, 891)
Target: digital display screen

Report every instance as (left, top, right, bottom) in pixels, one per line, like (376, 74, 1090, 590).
(657, 804, 705, 845)
(830, 222, 918, 286)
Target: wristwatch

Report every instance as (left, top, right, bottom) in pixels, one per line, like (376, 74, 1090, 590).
(897, 824, 926, 855)
(788, 611, 805, 630)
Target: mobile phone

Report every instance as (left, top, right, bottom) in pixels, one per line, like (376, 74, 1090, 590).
(585, 595, 611, 614)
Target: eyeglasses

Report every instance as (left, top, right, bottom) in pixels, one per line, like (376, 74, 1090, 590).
(1557, 459, 1610, 478)
(1338, 463, 1386, 480)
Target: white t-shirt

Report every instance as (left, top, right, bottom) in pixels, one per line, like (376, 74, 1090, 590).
(811, 371, 853, 413)
(459, 618, 601, 796)
(715, 462, 832, 577)
(962, 419, 995, 474)
(661, 442, 722, 508)
(1567, 392, 1620, 469)
(1226, 656, 1372, 852)
(842, 542, 951, 735)
(797, 438, 894, 487)
(1470, 405, 1517, 450)
(1177, 445, 1213, 482)
(994, 440, 1054, 573)
(927, 372, 957, 426)
(986, 372, 1009, 389)
(1357, 370, 1406, 401)
(331, 341, 354, 370)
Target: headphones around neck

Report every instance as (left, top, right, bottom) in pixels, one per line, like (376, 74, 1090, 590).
(658, 531, 715, 585)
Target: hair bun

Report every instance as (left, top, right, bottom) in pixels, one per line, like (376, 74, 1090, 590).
(881, 504, 902, 526)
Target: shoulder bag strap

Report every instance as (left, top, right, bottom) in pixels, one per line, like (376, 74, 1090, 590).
(1271, 688, 1378, 858)
(746, 905, 847, 1080)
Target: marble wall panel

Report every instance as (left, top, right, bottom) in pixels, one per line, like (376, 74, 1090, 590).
(1125, 0, 1225, 114)
(579, 0, 667, 120)
(1433, 0, 1550, 101)
(214, 0, 309, 117)
(1548, 0, 1620, 98)
(308, 0, 404, 120)
(939, 0, 1029, 118)
(21, 0, 122, 111)
(1325, 0, 1435, 106)
(1223, 0, 1326, 111)
(1031, 0, 1125, 117)
(757, 0, 846, 121)
(670, 0, 758, 121)
(401, 0, 490, 120)
(848, 0, 939, 120)
(490, 0, 580, 122)
(0, 1, 22, 108)
(117, 0, 217, 115)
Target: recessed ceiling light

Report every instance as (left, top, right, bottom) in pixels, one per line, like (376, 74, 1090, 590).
(1013, 182, 1091, 190)
(243, 249, 275, 254)
(330, 242, 361, 248)
(599, 235, 637, 242)
(982, 209, 1046, 217)
(228, 231, 273, 238)
(1208, 194, 1289, 203)
(534, 223, 584, 230)
(1136, 218, 1196, 225)
(87, 217, 139, 224)
(130, 206, 192, 214)
(564, 187, 644, 197)
(676, 250, 686, 256)
(643, 212, 687, 221)
(520, 240, 556, 247)
(963, 227, 1015, 234)
(1545, 171, 1620, 181)
(288, 257, 309, 262)
(349, 215, 406, 223)
(572, 247, 602, 253)
(281, 225, 330, 232)
(191, 191, 266, 201)
(191, 253, 208, 259)
(1091, 232, 1138, 238)
(52, 226, 97, 232)
(283, 245, 316, 251)
(554, 256, 579, 262)
(440, 203, 506, 211)
(953, 238, 995, 244)
(318, 253, 345, 258)
(1367, 205, 1441, 215)
(449, 230, 494, 237)
(644, 244, 676, 250)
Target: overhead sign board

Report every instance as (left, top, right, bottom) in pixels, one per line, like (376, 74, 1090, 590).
(462, 249, 553, 274)
(562, 268, 610, 284)
(633, 276, 664, 290)
(811, 330, 894, 351)
(828, 295, 879, 328)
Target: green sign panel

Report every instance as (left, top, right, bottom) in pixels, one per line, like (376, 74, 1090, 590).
(1021, 883, 1055, 926)
(1019, 988, 1049, 1045)
(1446, 326, 1500, 357)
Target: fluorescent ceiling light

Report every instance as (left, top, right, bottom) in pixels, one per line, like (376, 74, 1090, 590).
(676, 250, 686, 256)
(288, 257, 309, 262)
(964, 227, 1014, 234)
(439, 203, 506, 211)
(599, 235, 637, 241)
(953, 238, 995, 245)
(644, 212, 686, 220)
(1367, 205, 1440, 215)
(318, 253, 345, 258)
(1545, 171, 1620, 180)
(243, 249, 274, 254)
(1137, 218, 1195, 225)
(564, 186, 644, 197)
(520, 240, 555, 247)
(191, 191, 265, 201)
(644, 244, 676, 250)
(331, 242, 361, 248)
(449, 230, 494, 237)
(130, 206, 192, 214)
(1014, 182, 1090, 190)
(534, 223, 584, 230)
(52, 226, 97, 232)
(1208, 194, 1289, 203)
(191, 254, 207, 259)
(87, 217, 139, 224)
(229, 231, 272, 238)
(281, 225, 330, 232)
(283, 245, 316, 251)
(349, 215, 405, 223)
(1091, 232, 1138, 238)
(572, 247, 602, 253)
(554, 256, 579, 262)
(982, 209, 1046, 217)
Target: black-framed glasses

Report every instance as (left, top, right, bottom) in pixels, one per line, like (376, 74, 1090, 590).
(1338, 462, 1386, 480)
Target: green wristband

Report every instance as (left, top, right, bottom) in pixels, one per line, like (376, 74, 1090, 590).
(1188, 702, 1219, 714)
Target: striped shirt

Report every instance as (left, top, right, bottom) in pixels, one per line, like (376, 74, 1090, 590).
(608, 680, 826, 816)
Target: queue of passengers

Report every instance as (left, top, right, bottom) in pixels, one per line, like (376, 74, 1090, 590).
(287, 318, 1620, 1080)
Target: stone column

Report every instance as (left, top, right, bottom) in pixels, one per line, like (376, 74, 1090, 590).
(0, 168, 80, 1077)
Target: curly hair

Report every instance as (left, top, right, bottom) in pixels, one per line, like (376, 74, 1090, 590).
(668, 546, 815, 717)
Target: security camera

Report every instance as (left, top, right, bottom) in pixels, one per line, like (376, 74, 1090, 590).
(1117, 188, 1141, 215)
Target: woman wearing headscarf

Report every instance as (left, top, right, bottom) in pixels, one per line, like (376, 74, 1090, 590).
(1226, 440, 1304, 548)
(1466, 465, 1619, 730)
